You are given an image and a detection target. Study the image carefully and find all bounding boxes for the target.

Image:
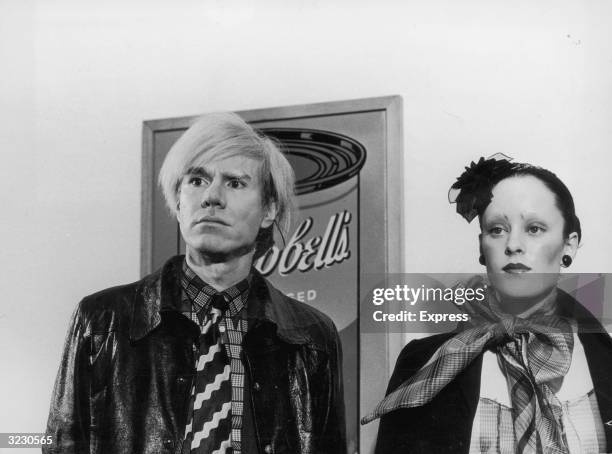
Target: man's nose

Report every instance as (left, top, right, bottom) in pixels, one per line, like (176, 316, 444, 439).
(201, 179, 225, 208)
(505, 230, 524, 256)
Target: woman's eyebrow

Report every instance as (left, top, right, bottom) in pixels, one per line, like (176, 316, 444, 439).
(483, 213, 509, 223)
(484, 212, 548, 224)
(520, 212, 544, 220)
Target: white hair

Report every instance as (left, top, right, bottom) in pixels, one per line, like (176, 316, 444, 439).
(158, 112, 296, 256)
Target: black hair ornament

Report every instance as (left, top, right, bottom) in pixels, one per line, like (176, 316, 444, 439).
(448, 153, 515, 223)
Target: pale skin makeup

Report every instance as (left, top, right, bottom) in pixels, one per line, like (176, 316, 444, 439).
(479, 175, 579, 315)
(176, 154, 277, 291)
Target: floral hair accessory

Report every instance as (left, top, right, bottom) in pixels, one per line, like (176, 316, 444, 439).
(448, 153, 514, 223)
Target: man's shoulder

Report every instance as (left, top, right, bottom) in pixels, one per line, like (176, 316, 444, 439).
(273, 285, 336, 329)
(76, 255, 179, 319)
(79, 280, 141, 311)
(74, 267, 162, 335)
(260, 277, 340, 350)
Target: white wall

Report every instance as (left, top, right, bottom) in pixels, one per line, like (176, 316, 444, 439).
(1, 0, 612, 451)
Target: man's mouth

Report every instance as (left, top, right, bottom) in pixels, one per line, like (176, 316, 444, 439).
(194, 216, 228, 226)
(502, 263, 532, 274)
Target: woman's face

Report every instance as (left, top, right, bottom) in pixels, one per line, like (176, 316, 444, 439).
(480, 175, 578, 303)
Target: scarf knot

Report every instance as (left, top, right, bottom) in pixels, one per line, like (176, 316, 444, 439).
(488, 317, 520, 347)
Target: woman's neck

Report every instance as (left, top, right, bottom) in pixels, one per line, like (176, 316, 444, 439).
(490, 287, 559, 318)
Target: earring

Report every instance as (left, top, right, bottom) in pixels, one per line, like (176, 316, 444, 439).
(479, 255, 486, 265)
(561, 255, 572, 268)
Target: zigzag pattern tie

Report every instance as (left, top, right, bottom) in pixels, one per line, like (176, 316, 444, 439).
(184, 293, 233, 454)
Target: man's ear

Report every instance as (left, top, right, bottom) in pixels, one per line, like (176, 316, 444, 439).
(563, 232, 579, 260)
(175, 187, 182, 221)
(261, 201, 277, 229)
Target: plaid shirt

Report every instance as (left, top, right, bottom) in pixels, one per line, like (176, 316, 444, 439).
(469, 390, 606, 453)
(180, 260, 249, 454)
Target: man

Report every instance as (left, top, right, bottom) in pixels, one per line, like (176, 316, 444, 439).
(45, 112, 346, 454)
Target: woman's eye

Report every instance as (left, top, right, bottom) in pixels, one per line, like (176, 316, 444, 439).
(488, 226, 505, 235)
(227, 180, 245, 189)
(528, 225, 545, 234)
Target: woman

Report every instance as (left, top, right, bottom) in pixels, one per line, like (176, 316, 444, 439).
(363, 155, 612, 453)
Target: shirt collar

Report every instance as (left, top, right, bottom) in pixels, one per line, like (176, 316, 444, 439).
(130, 255, 330, 350)
(180, 258, 249, 319)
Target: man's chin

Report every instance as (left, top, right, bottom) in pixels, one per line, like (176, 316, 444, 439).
(188, 242, 256, 263)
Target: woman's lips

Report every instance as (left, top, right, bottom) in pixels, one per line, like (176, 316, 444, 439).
(502, 263, 532, 273)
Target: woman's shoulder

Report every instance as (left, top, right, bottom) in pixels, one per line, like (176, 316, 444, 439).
(396, 332, 456, 362)
(387, 333, 455, 393)
(557, 288, 612, 336)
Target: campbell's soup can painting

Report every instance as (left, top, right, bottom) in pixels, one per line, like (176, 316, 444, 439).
(255, 128, 362, 330)
(257, 126, 364, 453)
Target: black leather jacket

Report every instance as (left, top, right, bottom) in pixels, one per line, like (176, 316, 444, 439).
(44, 256, 346, 453)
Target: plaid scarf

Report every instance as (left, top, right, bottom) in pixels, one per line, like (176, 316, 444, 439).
(362, 283, 575, 453)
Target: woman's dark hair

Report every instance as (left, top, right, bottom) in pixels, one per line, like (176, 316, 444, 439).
(449, 155, 581, 242)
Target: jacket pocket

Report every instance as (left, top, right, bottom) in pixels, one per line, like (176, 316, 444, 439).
(89, 332, 113, 393)
(88, 332, 112, 453)
(89, 385, 107, 454)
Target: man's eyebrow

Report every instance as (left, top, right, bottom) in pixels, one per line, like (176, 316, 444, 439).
(220, 171, 252, 181)
(185, 166, 210, 178)
(184, 166, 252, 181)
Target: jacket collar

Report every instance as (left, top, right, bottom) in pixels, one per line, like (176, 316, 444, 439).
(129, 255, 321, 348)
(129, 256, 180, 341)
(245, 269, 319, 347)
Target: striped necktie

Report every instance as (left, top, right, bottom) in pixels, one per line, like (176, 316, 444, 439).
(184, 293, 233, 454)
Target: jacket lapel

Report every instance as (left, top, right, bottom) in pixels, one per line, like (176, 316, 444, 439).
(377, 334, 483, 453)
(443, 353, 483, 453)
(129, 255, 197, 342)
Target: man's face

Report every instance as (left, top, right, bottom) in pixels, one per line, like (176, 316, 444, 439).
(177, 155, 275, 260)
